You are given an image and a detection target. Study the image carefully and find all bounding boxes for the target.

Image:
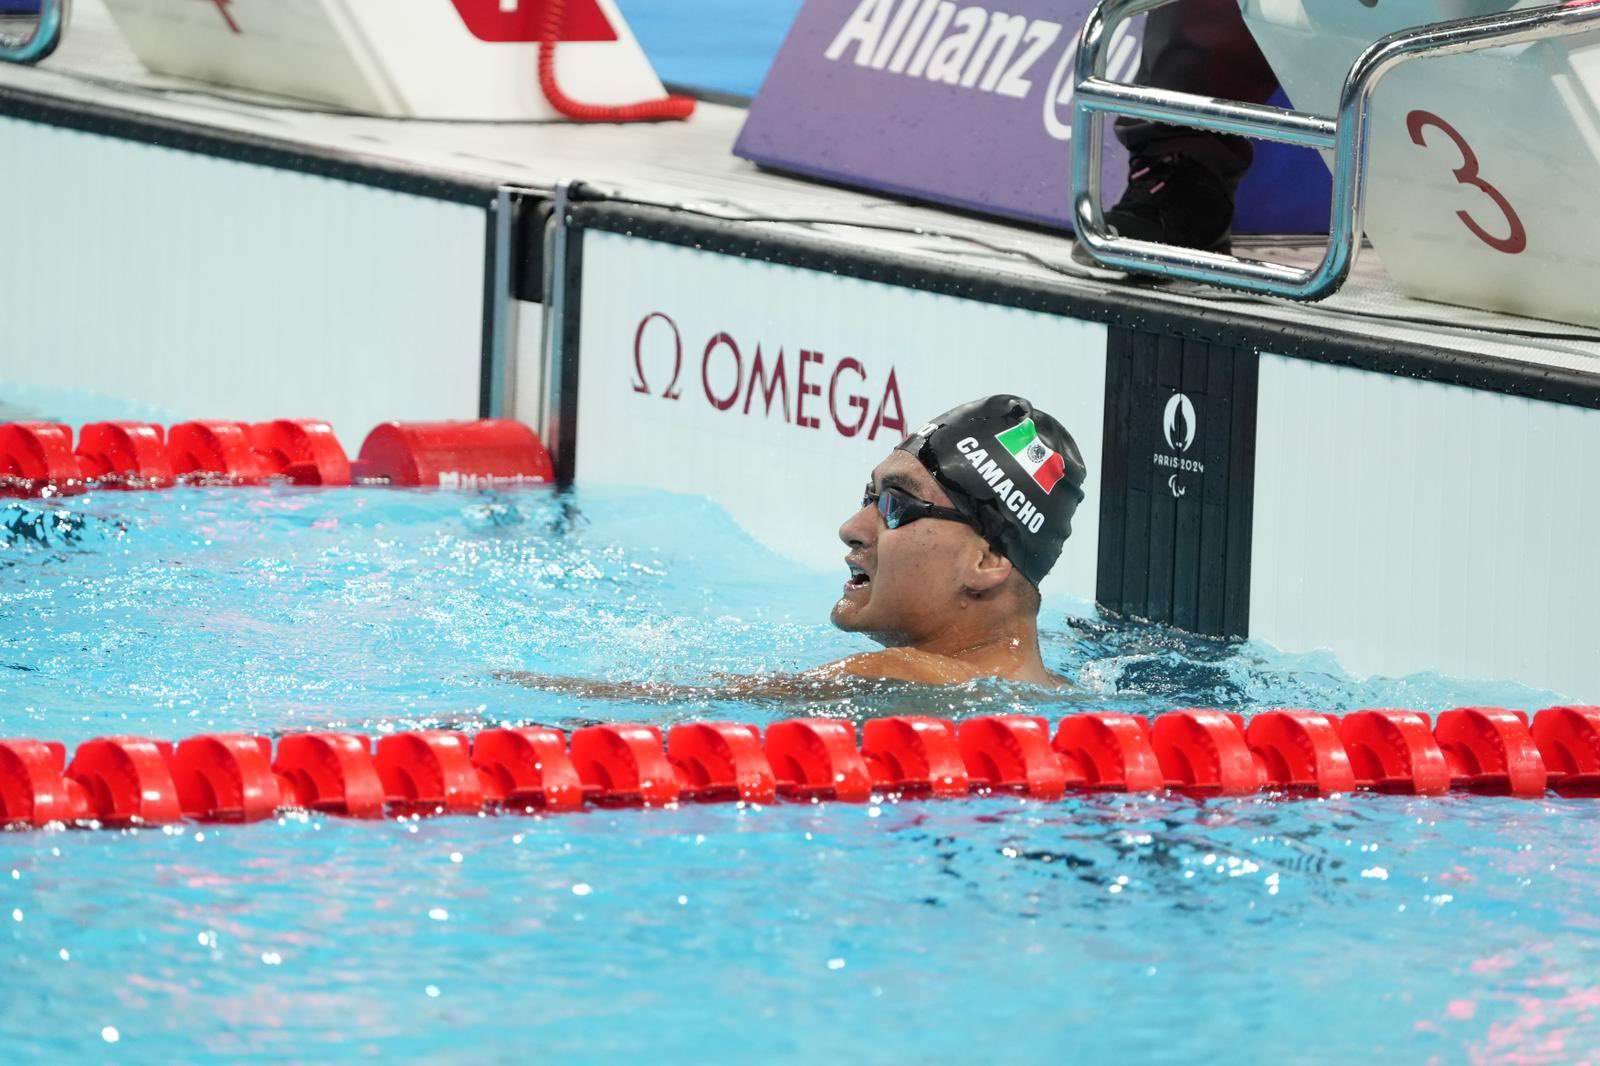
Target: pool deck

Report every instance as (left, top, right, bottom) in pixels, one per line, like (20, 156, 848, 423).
(5, 0, 1600, 384)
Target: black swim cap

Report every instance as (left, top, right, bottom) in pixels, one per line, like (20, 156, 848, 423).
(896, 395, 1087, 587)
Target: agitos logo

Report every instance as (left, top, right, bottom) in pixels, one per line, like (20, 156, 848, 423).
(1153, 391, 1203, 498)
(630, 313, 909, 441)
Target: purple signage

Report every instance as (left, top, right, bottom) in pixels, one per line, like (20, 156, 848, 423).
(734, 0, 1330, 235)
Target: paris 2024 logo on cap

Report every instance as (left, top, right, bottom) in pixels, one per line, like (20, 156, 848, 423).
(1154, 392, 1204, 498)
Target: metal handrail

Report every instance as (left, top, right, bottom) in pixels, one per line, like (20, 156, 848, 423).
(1071, 0, 1600, 301)
(0, 0, 68, 65)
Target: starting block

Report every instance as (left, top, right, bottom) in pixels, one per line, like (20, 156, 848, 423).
(1238, 0, 1600, 327)
(1074, 0, 1600, 327)
(98, 0, 672, 119)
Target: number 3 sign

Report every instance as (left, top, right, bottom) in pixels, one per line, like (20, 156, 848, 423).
(1405, 109, 1528, 256)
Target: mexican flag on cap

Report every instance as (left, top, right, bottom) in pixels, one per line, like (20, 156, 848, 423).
(995, 418, 1067, 494)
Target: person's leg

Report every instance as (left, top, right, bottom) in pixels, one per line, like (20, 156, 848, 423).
(1116, 0, 1279, 186)
(1099, 0, 1280, 252)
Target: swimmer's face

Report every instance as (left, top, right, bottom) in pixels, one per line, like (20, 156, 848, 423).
(831, 451, 997, 644)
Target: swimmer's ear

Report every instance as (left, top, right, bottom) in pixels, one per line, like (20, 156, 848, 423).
(964, 544, 1013, 596)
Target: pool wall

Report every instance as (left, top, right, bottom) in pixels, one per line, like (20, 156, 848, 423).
(0, 104, 523, 450)
(1251, 354, 1600, 693)
(4, 29, 1600, 698)
(569, 228, 1108, 603)
(554, 201, 1600, 696)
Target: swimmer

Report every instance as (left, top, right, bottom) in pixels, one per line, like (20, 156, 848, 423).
(500, 394, 1087, 699)
(826, 393, 1085, 686)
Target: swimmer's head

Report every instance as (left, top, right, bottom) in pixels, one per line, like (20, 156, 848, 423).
(831, 394, 1086, 644)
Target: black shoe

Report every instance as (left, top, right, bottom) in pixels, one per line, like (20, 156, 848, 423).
(1100, 152, 1235, 254)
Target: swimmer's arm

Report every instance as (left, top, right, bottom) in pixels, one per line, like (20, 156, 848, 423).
(493, 667, 863, 704)
(494, 650, 978, 704)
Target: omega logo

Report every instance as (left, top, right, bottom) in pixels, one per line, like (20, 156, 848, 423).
(630, 311, 908, 442)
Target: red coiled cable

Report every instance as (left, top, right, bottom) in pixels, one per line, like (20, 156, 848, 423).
(538, 0, 696, 123)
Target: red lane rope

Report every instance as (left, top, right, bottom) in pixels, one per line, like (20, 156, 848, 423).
(0, 418, 554, 496)
(537, 0, 695, 123)
(2, 707, 1596, 830)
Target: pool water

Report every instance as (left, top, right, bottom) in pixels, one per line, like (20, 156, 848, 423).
(4, 461, 1600, 1061)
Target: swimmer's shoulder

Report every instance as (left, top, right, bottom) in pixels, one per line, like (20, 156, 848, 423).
(818, 651, 1072, 689)
(822, 649, 989, 685)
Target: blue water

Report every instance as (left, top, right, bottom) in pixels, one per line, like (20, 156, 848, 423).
(0, 4, 1577, 1056)
(5, 443, 1600, 1061)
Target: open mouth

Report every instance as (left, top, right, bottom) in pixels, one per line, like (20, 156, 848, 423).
(844, 562, 871, 592)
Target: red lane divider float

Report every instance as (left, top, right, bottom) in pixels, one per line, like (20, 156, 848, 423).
(0, 740, 88, 825)
(1052, 713, 1165, 792)
(1337, 710, 1452, 795)
(375, 731, 486, 816)
(2, 706, 1595, 831)
(171, 734, 280, 823)
(352, 420, 554, 489)
(960, 715, 1066, 799)
(272, 733, 386, 818)
(250, 420, 352, 487)
(167, 421, 274, 485)
(74, 422, 173, 489)
(667, 723, 776, 804)
(0, 418, 553, 497)
(862, 716, 968, 798)
(0, 423, 83, 497)
(1435, 707, 1547, 798)
(65, 737, 183, 827)
(1150, 710, 1259, 797)
(472, 726, 585, 812)
(765, 719, 872, 803)
(570, 724, 680, 807)
(1244, 711, 1356, 796)
(1532, 706, 1600, 797)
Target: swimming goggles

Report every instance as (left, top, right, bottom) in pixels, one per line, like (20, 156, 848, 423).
(862, 484, 981, 533)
